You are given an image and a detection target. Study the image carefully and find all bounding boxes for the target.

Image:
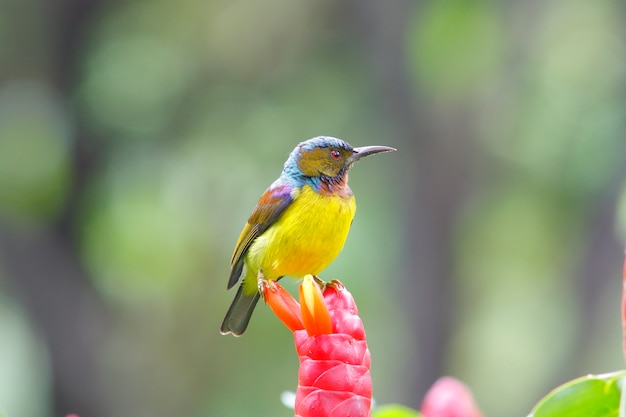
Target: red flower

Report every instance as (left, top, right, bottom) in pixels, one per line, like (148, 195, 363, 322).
(262, 276, 372, 417)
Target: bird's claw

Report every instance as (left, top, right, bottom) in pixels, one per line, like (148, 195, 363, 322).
(257, 270, 270, 299)
(325, 279, 345, 292)
(312, 275, 326, 288)
(311, 275, 344, 292)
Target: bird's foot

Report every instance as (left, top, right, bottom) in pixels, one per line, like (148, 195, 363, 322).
(325, 279, 345, 292)
(257, 270, 270, 299)
(311, 275, 344, 292)
(311, 274, 326, 288)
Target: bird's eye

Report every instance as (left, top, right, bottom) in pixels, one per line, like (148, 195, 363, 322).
(330, 150, 341, 160)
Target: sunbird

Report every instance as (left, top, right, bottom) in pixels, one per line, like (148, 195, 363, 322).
(221, 136, 395, 336)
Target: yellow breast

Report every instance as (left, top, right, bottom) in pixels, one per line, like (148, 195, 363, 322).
(246, 185, 356, 284)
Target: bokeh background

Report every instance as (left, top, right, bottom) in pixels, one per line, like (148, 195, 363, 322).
(1, 0, 626, 416)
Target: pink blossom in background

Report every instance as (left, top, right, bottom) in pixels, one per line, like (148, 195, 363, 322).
(420, 376, 484, 417)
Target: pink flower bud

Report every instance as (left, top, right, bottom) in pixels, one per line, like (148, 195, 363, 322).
(421, 377, 484, 417)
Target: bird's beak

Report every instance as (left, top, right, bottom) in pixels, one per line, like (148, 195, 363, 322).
(350, 145, 396, 163)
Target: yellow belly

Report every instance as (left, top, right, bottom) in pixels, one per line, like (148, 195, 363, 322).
(244, 185, 356, 293)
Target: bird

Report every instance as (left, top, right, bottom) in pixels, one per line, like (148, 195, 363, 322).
(220, 136, 395, 336)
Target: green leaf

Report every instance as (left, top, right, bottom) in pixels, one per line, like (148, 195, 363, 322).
(529, 371, 626, 417)
(373, 404, 422, 417)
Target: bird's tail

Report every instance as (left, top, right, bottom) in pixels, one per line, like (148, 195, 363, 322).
(220, 285, 260, 336)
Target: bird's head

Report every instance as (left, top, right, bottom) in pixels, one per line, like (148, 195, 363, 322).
(284, 136, 395, 180)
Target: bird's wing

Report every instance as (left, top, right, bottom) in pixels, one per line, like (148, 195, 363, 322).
(227, 182, 296, 289)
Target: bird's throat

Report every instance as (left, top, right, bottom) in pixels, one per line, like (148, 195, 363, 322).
(318, 173, 353, 198)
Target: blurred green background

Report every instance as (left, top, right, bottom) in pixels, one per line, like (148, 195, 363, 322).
(1, 0, 625, 416)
